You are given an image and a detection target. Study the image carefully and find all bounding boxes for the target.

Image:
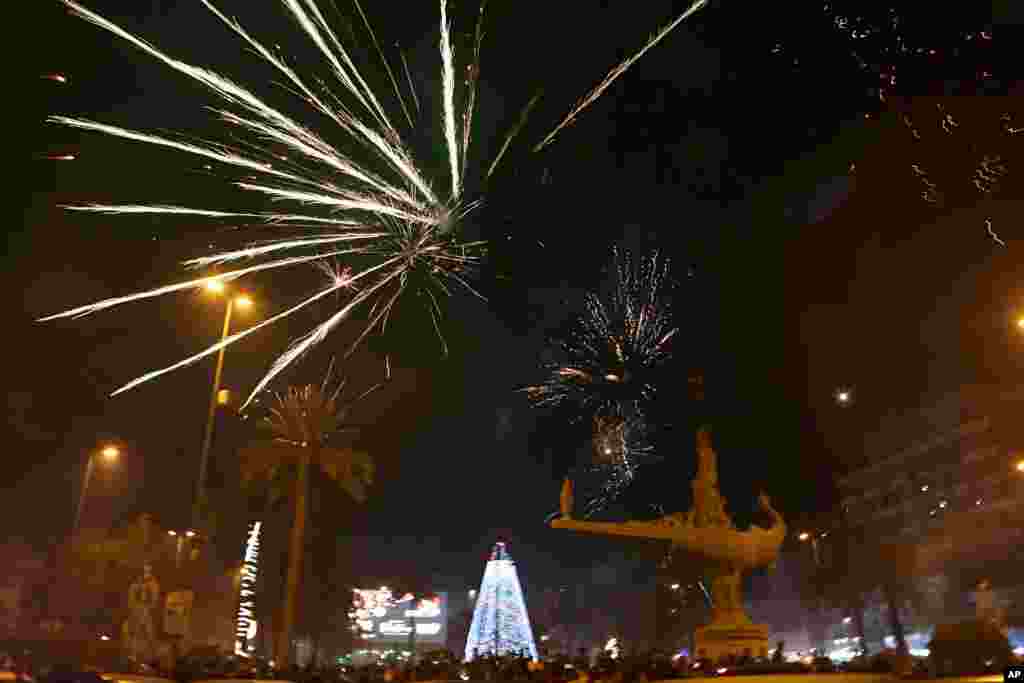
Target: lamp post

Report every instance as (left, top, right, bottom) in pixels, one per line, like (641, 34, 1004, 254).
(73, 444, 119, 536)
(193, 281, 252, 530)
(168, 529, 198, 568)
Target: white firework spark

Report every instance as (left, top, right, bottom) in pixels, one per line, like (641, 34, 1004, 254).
(534, 0, 708, 152)
(44, 0, 705, 407)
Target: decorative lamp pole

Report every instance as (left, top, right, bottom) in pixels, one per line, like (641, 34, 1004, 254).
(192, 283, 252, 530)
(73, 444, 120, 535)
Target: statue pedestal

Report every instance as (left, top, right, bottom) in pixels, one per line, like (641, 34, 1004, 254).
(694, 609, 769, 662)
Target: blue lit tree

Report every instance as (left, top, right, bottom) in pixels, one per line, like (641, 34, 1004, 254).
(465, 542, 538, 661)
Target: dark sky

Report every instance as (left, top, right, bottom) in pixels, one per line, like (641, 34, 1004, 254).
(10, 0, 1022, 593)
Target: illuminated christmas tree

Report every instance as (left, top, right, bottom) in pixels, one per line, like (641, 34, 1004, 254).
(465, 542, 539, 661)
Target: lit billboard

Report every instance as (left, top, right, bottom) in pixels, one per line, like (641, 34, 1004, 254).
(351, 588, 447, 646)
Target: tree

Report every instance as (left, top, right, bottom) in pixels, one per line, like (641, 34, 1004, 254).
(240, 382, 376, 669)
(806, 511, 925, 659)
(300, 506, 357, 668)
(874, 541, 922, 656)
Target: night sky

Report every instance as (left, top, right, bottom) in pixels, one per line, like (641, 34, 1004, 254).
(10, 0, 1024, 593)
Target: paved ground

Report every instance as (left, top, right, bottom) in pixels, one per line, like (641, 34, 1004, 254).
(657, 676, 1003, 683)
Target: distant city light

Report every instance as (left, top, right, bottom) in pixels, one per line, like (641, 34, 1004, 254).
(1016, 460, 1024, 472)
(976, 499, 983, 506)
(843, 617, 852, 624)
(670, 583, 680, 590)
(921, 485, 929, 492)
(798, 532, 811, 541)
(939, 500, 947, 508)
(835, 388, 852, 405)
(100, 635, 110, 641)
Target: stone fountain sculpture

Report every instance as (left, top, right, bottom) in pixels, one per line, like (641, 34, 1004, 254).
(551, 426, 786, 660)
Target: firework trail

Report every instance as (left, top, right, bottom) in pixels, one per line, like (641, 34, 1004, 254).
(535, 0, 708, 152)
(43, 0, 704, 408)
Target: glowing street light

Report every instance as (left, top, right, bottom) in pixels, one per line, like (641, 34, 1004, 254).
(168, 529, 200, 567)
(798, 531, 820, 566)
(1016, 460, 1024, 473)
(834, 388, 852, 406)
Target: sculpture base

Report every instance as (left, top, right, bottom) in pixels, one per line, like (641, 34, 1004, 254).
(694, 611, 769, 662)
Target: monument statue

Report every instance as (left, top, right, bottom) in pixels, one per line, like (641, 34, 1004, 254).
(123, 563, 161, 664)
(552, 425, 786, 661)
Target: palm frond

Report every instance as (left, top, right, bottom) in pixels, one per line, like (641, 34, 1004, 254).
(269, 385, 342, 444)
(240, 440, 303, 483)
(318, 446, 374, 503)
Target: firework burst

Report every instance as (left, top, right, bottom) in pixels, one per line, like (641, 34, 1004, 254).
(525, 248, 677, 424)
(528, 249, 676, 517)
(41, 0, 706, 408)
(578, 414, 659, 517)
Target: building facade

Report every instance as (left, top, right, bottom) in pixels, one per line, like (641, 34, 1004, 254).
(822, 384, 1024, 654)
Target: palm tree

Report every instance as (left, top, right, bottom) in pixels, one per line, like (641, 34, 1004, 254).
(240, 378, 379, 669)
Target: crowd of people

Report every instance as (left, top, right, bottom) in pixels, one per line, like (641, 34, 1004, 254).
(325, 650, 690, 683)
(1, 645, 790, 683)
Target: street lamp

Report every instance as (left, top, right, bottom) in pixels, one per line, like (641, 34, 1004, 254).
(168, 529, 199, 568)
(1016, 460, 1024, 473)
(834, 388, 853, 406)
(73, 444, 120, 535)
(194, 281, 254, 530)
